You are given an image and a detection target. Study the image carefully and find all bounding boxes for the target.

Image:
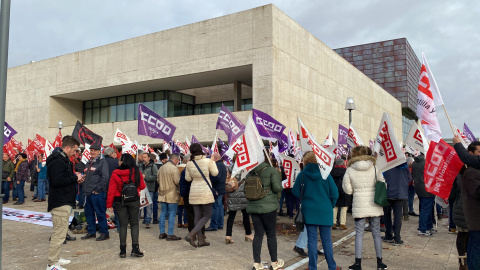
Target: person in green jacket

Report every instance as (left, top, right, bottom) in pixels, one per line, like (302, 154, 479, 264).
(246, 159, 284, 270)
(292, 151, 340, 270)
(2, 153, 15, 204)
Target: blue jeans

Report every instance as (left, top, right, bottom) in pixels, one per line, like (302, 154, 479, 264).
(38, 178, 46, 200)
(408, 185, 415, 212)
(448, 201, 456, 229)
(1, 181, 10, 202)
(209, 194, 224, 229)
(468, 230, 480, 270)
(152, 191, 159, 220)
(144, 191, 155, 224)
(84, 192, 109, 235)
(177, 205, 188, 224)
(279, 190, 286, 210)
(45, 179, 49, 194)
(418, 196, 434, 232)
(16, 180, 25, 203)
(160, 202, 178, 235)
(12, 180, 17, 199)
(295, 226, 308, 249)
(77, 183, 85, 206)
(306, 224, 336, 270)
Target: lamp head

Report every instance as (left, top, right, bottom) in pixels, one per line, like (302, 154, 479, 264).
(345, 97, 356, 110)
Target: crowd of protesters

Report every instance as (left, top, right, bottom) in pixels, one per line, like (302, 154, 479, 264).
(2, 135, 480, 270)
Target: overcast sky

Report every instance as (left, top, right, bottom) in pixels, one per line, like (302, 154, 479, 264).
(6, 0, 480, 137)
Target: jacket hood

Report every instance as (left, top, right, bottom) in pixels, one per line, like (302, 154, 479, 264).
(113, 168, 137, 179)
(300, 163, 323, 181)
(348, 155, 376, 171)
(46, 149, 68, 166)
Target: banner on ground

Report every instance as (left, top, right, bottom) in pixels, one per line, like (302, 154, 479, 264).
(3, 122, 17, 145)
(231, 115, 265, 177)
(405, 123, 429, 154)
(216, 104, 245, 144)
(373, 113, 406, 173)
(280, 154, 301, 188)
(2, 207, 73, 227)
(252, 109, 286, 143)
(424, 139, 464, 199)
(72, 121, 103, 146)
(138, 103, 176, 142)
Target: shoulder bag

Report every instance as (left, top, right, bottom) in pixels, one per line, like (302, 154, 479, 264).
(294, 174, 305, 232)
(192, 160, 218, 200)
(373, 166, 388, 206)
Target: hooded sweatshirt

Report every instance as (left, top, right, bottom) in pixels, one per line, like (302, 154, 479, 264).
(292, 163, 338, 226)
(342, 155, 385, 219)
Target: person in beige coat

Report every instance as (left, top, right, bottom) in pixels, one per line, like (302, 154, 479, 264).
(184, 143, 219, 248)
(157, 154, 181, 241)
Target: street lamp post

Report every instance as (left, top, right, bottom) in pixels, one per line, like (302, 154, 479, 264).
(58, 121, 63, 130)
(345, 97, 356, 126)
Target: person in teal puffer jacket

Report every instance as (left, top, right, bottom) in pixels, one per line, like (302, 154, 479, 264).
(292, 151, 340, 270)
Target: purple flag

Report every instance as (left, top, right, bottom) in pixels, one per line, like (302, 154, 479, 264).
(252, 109, 285, 143)
(169, 140, 181, 154)
(369, 140, 374, 150)
(191, 135, 209, 155)
(218, 138, 232, 163)
(338, 124, 349, 145)
(278, 133, 289, 153)
(338, 144, 348, 157)
(138, 104, 176, 141)
(3, 122, 17, 145)
(463, 123, 477, 142)
(216, 104, 245, 144)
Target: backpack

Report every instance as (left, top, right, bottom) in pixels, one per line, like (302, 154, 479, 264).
(121, 180, 139, 203)
(245, 167, 269, 201)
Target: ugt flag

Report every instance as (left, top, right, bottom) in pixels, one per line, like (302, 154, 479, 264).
(424, 139, 464, 199)
(138, 103, 176, 142)
(280, 154, 301, 189)
(3, 122, 17, 145)
(373, 113, 406, 173)
(252, 109, 286, 143)
(463, 123, 477, 143)
(72, 121, 103, 146)
(216, 104, 245, 144)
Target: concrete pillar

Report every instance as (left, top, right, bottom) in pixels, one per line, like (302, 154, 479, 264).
(233, 81, 242, 111)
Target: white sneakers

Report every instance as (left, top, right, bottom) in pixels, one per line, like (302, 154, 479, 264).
(46, 258, 71, 270)
(270, 259, 285, 270)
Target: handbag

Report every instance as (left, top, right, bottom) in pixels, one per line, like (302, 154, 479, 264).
(294, 174, 305, 232)
(373, 166, 388, 206)
(192, 160, 218, 200)
(2, 171, 9, 179)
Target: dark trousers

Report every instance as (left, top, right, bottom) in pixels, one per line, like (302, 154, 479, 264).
(177, 205, 187, 224)
(251, 211, 278, 263)
(383, 199, 404, 241)
(1, 181, 10, 202)
(114, 200, 140, 246)
(448, 203, 456, 229)
(184, 196, 205, 234)
(457, 231, 469, 256)
(191, 204, 213, 236)
(418, 196, 434, 232)
(408, 185, 415, 212)
(152, 191, 158, 220)
(468, 230, 480, 270)
(84, 192, 109, 235)
(16, 180, 25, 203)
(226, 209, 252, 237)
(77, 183, 85, 207)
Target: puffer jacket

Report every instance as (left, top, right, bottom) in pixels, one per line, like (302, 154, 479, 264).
(246, 162, 283, 214)
(157, 161, 180, 204)
(342, 155, 385, 219)
(228, 174, 247, 211)
(452, 174, 467, 229)
(185, 155, 219, 205)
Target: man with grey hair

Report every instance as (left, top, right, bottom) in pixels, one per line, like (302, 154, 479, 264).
(140, 151, 158, 228)
(157, 154, 181, 240)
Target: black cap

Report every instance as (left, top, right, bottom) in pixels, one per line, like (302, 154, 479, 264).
(159, 153, 168, 160)
(90, 143, 101, 150)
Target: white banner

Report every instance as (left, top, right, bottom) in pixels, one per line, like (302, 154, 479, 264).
(347, 123, 364, 148)
(373, 112, 406, 173)
(280, 154, 301, 188)
(231, 115, 265, 177)
(81, 143, 91, 164)
(453, 125, 470, 149)
(298, 118, 313, 153)
(2, 207, 73, 227)
(405, 123, 429, 154)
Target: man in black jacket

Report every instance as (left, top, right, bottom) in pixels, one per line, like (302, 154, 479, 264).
(411, 154, 436, 236)
(46, 136, 83, 270)
(206, 153, 227, 231)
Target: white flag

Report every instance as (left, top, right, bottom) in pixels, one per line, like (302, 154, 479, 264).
(42, 140, 55, 165)
(114, 128, 131, 145)
(453, 125, 470, 149)
(176, 140, 188, 155)
(81, 144, 91, 164)
(373, 113, 406, 173)
(280, 154, 301, 189)
(298, 117, 335, 179)
(212, 132, 219, 154)
(185, 136, 191, 151)
(163, 141, 170, 153)
(417, 54, 442, 142)
(347, 123, 364, 148)
(323, 130, 334, 146)
(405, 123, 429, 154)
(231, 115, 265, 177)
(422, 53, 444, 106)
(271, 144, 282, 164)
(298, 118, 313, 153)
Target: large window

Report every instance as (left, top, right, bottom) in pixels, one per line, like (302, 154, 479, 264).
(83, 90, 253, 124)
(402, 115, 415, 141)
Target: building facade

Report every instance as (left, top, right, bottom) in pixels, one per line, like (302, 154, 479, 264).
(6, 5, 402, 148)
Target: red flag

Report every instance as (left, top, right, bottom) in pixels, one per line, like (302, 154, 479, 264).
(3, 142, 17, 161)
(424, 139, 464, 199)
(26, 134, 46, 154)
(9, 137, 23, 152)
(109, 143, 121, 159)
(53, 130, 62, 148)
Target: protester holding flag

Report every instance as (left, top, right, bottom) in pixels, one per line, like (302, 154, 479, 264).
(292, 152, 339, 270)
(35, 156, 48, 202)
(246, 158, 284, 270)
(411, 153, 435, 237)
(13, 153, 29, 205)
(331, 158, 350, 230)
(184, 143, 219, 248)
(342, 146, 388, 270)
(2, 153, 15, 204)
(451, 167, 469, 270)
(453, 135, 480, 169)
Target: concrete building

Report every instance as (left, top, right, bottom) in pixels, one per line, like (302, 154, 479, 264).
(6, 4, 402, 147)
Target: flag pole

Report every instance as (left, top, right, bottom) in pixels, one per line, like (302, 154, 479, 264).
(441, 105, 456, 135)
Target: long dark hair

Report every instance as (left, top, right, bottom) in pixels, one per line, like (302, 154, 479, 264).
(119, 154, 140, 187)
(189, 143, 204, 160)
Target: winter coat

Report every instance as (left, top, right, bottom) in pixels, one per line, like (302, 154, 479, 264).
(2, 159, 15, 181)
(210, 160, 227, 196)
(342, 155, 385, 219)
(141, 161, 158, 192)
(15, 160, 30, 181)
(104, 155, 119, 179)
(29, 160, 38, 184)
(46, 149, 78, 212)
(83, 157, 109, 194)
(412, 155, 434, 198)
(461, 167, 480, 231)
(106, 168, 146, 208)
(185, 156, 219, 205)
(383, 162, 410, 200)
(246, 162, 283, 214)
(331, 165, 351, 207)
(157, 161, 180, 204)
(179, 169, 191, 198)
(228, 174, 247, 211)
(454, 143, 480, 170)
(292, 163, 338, 226)
(451, 174, 467, 229)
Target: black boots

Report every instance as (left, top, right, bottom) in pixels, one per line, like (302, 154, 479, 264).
(131, 244, 144, 257)
(119, 245, 126, 258)
(349, 258, 362, 270)
(377, 257, 387, 270)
